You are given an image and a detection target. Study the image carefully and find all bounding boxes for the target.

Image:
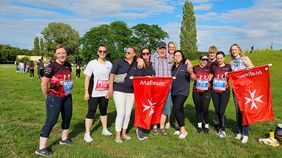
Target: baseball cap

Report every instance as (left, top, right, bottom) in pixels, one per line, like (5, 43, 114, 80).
(157, 41, 166, 49)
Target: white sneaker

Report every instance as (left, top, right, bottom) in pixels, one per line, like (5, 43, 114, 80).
(102, 128, 112, 136)
(235, 133, 242, 140)
(174, 130, 180, 136)
(241, 136, 249, 144)
(218, 131, 226, 138)
(165, 122, 171, 129)
(179, 132, 188, 139)
(84, 133, 93, 143)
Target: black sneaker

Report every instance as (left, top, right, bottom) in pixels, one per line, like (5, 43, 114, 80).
(59, 138, 73, 145)
(197, 127, 202, 133)
(136, 128, 146, 141)
(35, 148, 53, 157)
(203, 128, 209, 134)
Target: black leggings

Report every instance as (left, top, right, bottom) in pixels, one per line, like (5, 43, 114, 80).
(29, 69, 34, 78)
(86, 97, 109, 119)
(211, 90, 230, 131)
(40, 94, 72, 138)
(172, 95, 188, 127)
(192, 89, 211, 124)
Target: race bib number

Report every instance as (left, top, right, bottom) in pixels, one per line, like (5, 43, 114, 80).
(62, 80, 73, 95)
(196, 79, 208, 91)
(213, 79, 226, 91)
(95, 79, 109, 91)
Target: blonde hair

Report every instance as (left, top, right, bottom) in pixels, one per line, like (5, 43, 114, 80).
(208, 46, 218, 54)
(230, 44, 244, 59)
(168, 41, 178, 50)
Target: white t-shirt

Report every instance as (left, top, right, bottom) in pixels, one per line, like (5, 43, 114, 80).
(84, 59, 112, 97)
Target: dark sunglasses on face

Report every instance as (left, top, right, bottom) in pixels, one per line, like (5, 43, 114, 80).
(125, 51, 132, 55)
(142, 52, 150, 56)
(98, 50, 106, 53)
(201, 58, 209, 62)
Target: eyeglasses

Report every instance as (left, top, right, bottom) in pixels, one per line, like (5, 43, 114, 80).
(142, 52, 150, 56)
(98, 50, 107, 53)
(201, 58, 209, 62)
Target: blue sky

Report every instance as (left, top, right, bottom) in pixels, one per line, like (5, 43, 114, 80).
(1, 0, 282, 53)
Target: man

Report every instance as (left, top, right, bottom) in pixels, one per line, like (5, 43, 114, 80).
(150, 41, 173, 136)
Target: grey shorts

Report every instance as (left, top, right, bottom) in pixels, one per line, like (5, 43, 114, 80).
(162, 91, 171, 115)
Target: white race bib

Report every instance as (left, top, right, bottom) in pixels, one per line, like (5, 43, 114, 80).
(62, 80, 73, 95)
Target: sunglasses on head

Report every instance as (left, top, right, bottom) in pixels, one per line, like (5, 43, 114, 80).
(201, 58, 209, 62)
(98, 50, 106, 53)
(142, 52, 150, 56)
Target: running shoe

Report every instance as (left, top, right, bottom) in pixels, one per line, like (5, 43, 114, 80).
(84, 133, 93, 143)
(59, 138, 73, 145)
(35, 148, 53, 157)
(241, 136, 249, 144)
(102, 128, 112, 136)
(235, 133, 242, 140)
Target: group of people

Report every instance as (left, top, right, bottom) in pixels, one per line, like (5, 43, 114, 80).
(35, 42, 254, 156)
(15, 59, 47, 80)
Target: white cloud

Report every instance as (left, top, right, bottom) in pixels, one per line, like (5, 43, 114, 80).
(194, 3, 212, 11)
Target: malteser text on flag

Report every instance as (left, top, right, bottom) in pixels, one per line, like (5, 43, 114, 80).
(133, 77, 172, 130)
(228, 65, 274, 125)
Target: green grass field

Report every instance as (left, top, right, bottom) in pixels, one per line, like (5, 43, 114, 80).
(0, 50, 282, 158)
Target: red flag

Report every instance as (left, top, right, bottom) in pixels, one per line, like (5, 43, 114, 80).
(228, 65, 274, 125)
(133, 77, 172, 130)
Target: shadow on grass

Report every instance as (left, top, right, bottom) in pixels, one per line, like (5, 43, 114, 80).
(181, 103, 237, 133)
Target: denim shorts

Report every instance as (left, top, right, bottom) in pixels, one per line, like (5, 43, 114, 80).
(162, 91, 171, 115)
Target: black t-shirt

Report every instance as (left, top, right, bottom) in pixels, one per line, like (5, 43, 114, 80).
(111, 59, 143, 93)
(44, 61, 72, 97)
(142, 64, 155, 76)
(171, 64, 190, 96)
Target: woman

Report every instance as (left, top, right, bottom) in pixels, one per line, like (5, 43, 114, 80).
(210, 51, 232, 138)
(135, 47, 155, 141)
(166, 41, 178, 129)
(230, 44, 254, 143)
(171, 50, 190, 139)
(190, 54, 212, 134)
(29, 60, 34, 79)
(83, 44, 113, 143)
(35, 44, 73, 156)
(109, 47, 143, 143)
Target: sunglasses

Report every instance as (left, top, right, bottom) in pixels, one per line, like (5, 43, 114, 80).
(98, 50, 107, 53)
(125, 51, 133, 55)
(201, 58, 209, 62)
(142, 52, 150, 56)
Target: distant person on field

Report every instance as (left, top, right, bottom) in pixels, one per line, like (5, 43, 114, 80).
(15, 61, 19, 73)
(29, 60, 35, 79)
(35, 44, 73, 156)
(76, 65, 81, 79)
(250, 46, 254, 54)
(230, 43, 254, 144)
(37, 59, 44, 80)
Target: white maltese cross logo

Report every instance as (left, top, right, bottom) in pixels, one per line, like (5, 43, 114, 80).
(142, 98, 157, 116)
(244, 90, 263, 110)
